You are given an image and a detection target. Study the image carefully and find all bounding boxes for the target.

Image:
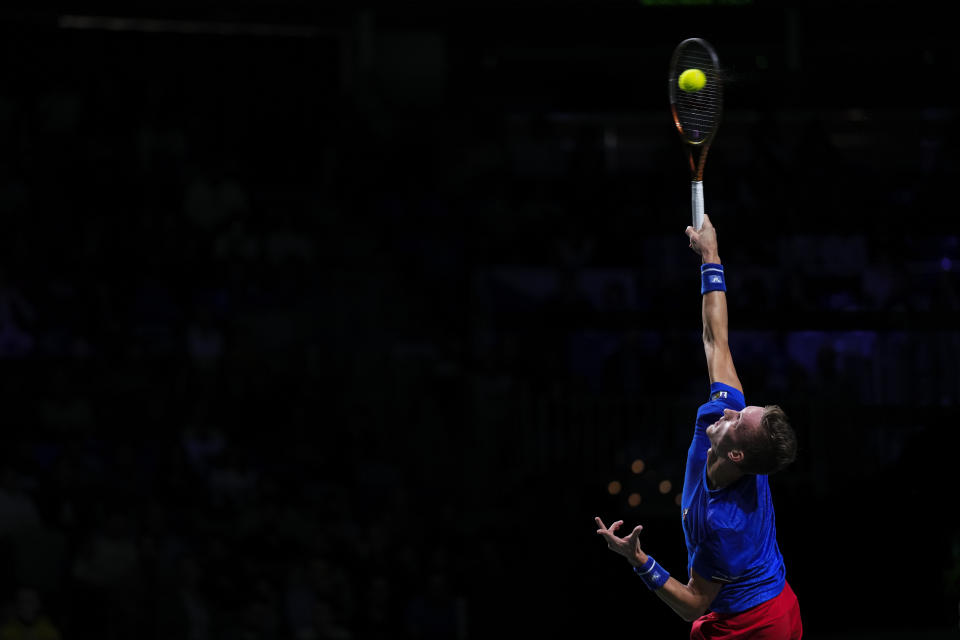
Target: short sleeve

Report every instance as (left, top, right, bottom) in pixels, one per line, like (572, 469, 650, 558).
(707, 382, 746, 411)
(695, 382, 746, 430)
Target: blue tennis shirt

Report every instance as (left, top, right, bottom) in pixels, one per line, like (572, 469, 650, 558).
(680, 382, 786, 614)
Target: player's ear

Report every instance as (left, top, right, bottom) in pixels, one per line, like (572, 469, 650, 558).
(727, 449, 744, 464)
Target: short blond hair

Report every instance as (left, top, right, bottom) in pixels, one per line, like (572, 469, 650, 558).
(737, 405, 797, 475)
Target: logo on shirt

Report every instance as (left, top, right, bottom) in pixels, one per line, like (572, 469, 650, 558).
(711, 390, 728, 400)
(682, 508, 689, 522)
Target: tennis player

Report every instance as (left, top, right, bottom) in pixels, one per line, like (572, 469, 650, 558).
(595, 214, 802, 639)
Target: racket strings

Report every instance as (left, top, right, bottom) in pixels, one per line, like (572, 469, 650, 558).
(672, 46, 721, 144)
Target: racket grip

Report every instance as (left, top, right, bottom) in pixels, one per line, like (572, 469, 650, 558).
(691, 181, 704, 231)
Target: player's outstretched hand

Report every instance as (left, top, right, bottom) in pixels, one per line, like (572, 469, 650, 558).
(595, 516, 649, 567)
(685, 213, 719, 261)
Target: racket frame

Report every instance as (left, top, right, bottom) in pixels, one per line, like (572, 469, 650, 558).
(668, 38, 722, 231)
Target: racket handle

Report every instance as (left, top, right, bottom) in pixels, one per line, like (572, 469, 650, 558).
(691, 181, 704, 231)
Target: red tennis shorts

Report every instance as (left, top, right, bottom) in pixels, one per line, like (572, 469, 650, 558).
(690, 581, 802, 640)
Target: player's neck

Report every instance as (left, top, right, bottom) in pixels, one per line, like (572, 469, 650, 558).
(706, 449, 743, 490)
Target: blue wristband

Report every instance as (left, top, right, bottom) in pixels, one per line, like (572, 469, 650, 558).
(701, 263, 726, 295)
(633, 556, 670, 590)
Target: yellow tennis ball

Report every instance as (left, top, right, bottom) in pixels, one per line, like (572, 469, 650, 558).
(678, 68, 707, 92)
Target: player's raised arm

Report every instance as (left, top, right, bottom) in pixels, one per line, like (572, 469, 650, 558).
(685, 214, 742, 392)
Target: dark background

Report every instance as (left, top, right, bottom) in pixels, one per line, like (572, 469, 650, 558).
(1, 1, 959, 638)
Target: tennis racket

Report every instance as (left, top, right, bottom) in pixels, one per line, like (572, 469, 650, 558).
(668, 38, 723, 231)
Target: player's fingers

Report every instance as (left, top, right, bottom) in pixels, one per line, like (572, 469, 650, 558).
(594, 516, 607, 530)
(685, 226, 696, 238)
(597, 531, 618, 551)
(631, 525, 643, 537)
(609, 520, 623, 533)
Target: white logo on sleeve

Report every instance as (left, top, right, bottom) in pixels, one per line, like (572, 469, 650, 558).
(710, 276, 722, 283)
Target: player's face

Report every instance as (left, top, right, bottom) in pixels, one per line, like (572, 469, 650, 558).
(706, 405, 765, 459)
